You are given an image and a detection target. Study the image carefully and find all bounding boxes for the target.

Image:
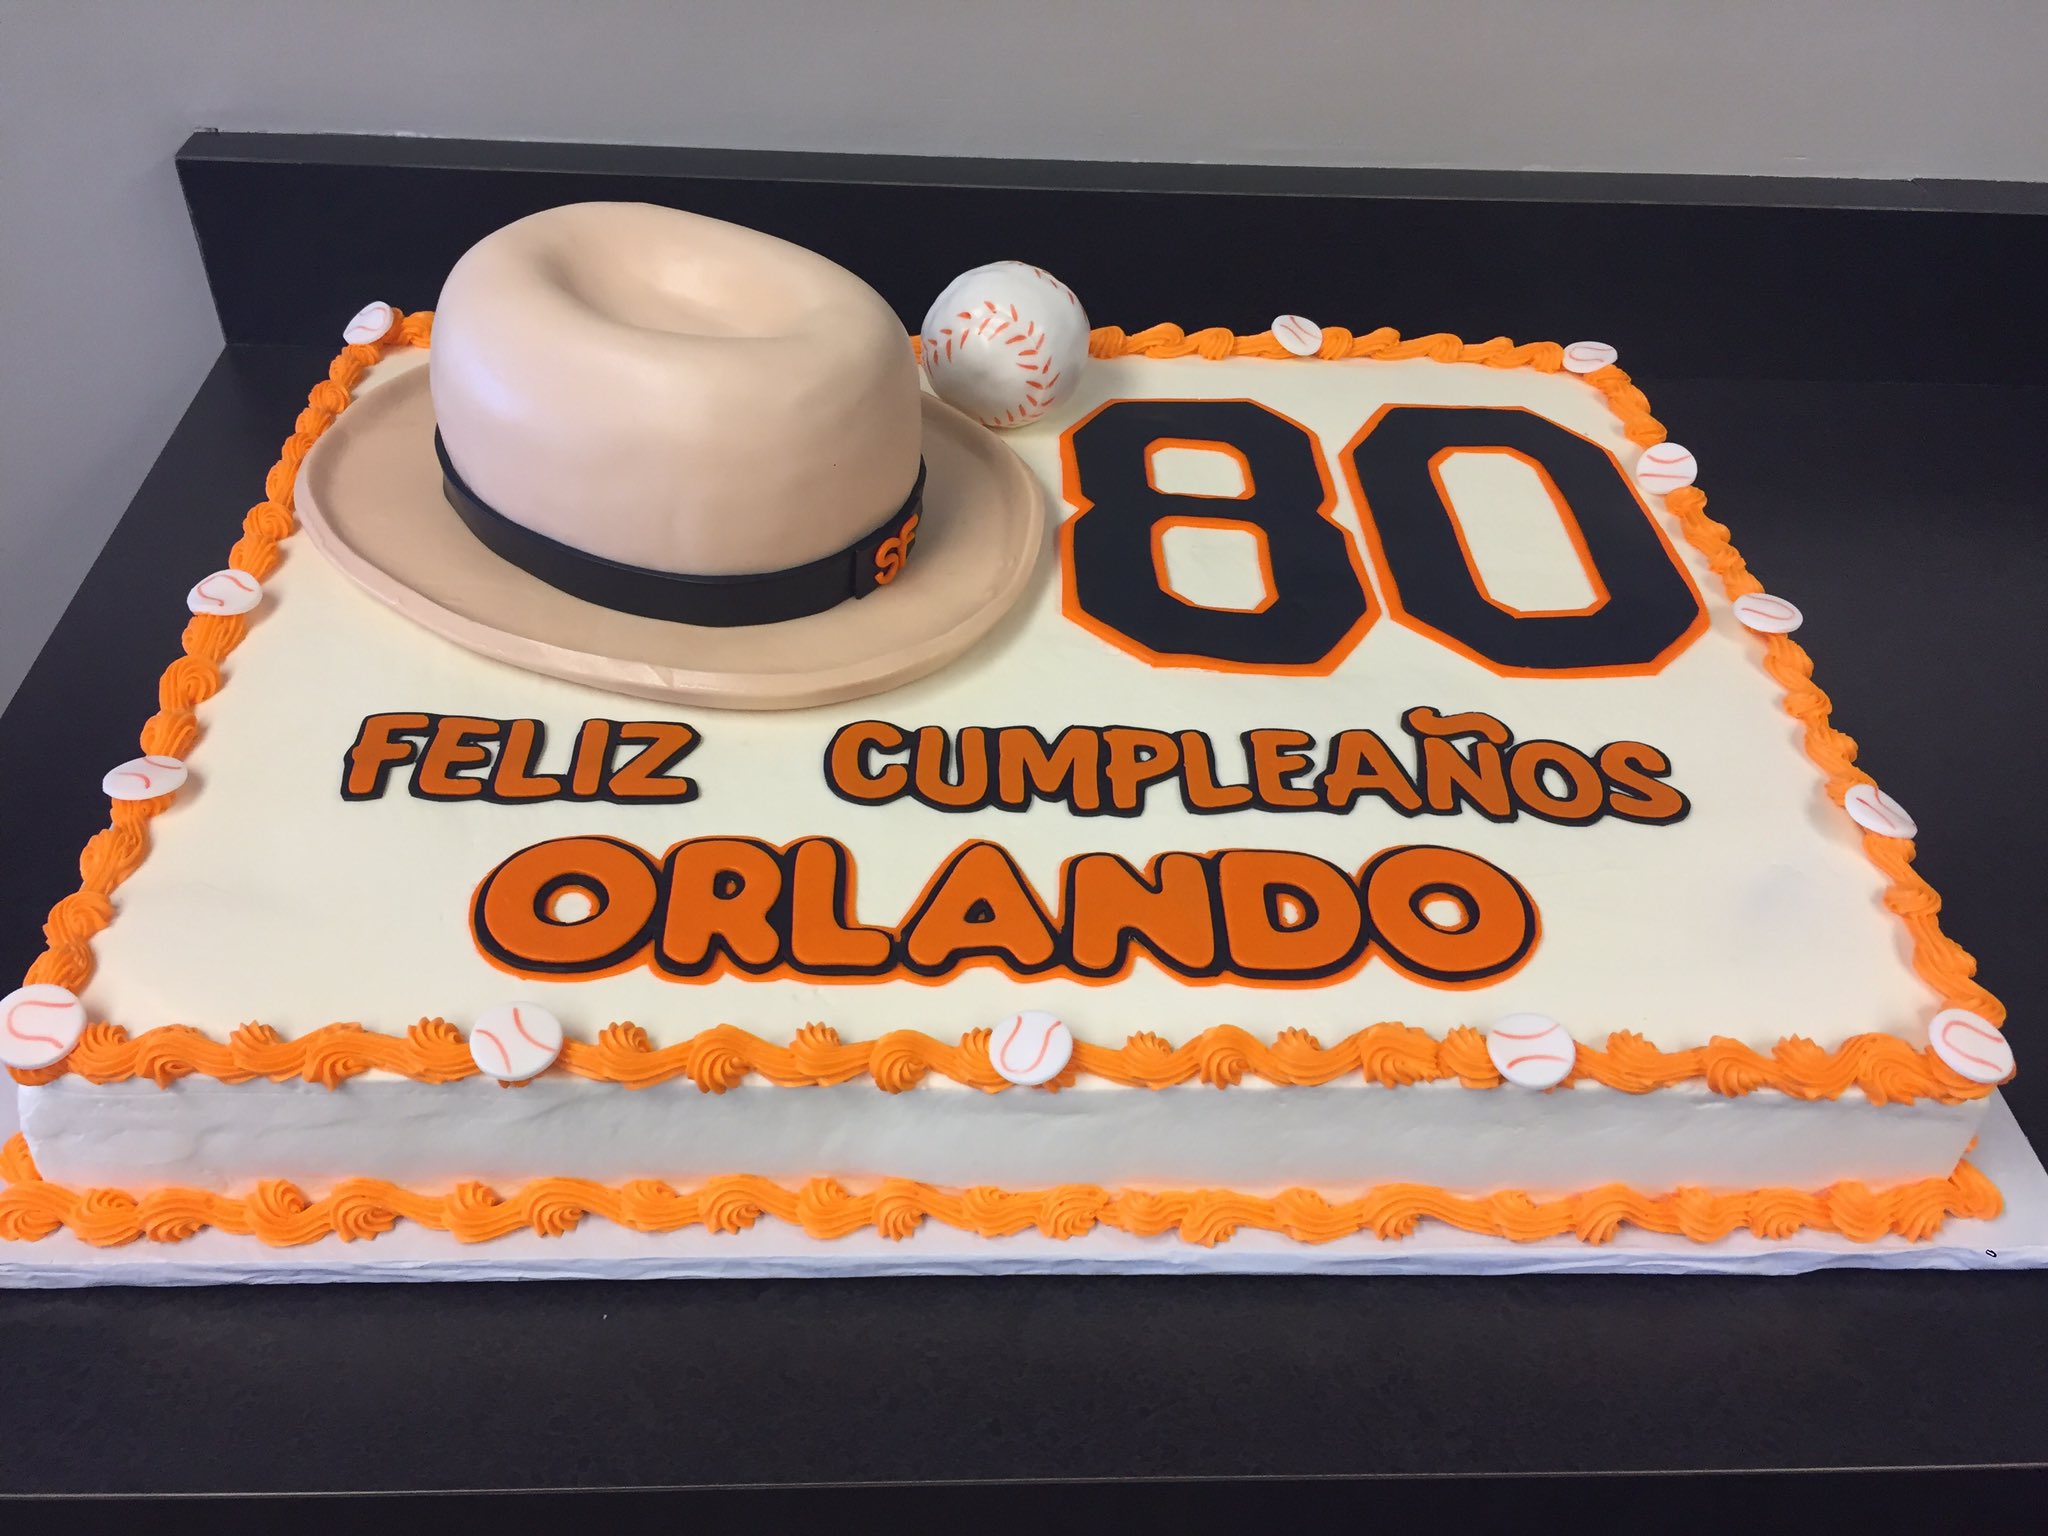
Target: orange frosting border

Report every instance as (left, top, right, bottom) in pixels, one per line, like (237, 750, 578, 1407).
(11, 318, 2005, 1113)
(0, 1133, 1998, 1249)
(14, 1017, 1995, 1106)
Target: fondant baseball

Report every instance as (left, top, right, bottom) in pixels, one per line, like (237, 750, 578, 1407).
(101, 753, 187, 802)
(920, 262, 1089, 429)
(1271, 315, 1324, 357)
(0, 983, 88, 1070)
(186, 568, 263, 617)
(1562, 340, 1619, 374)
(469, 1002, 565, 1082)
(1842, 782, 1917, 840)
(343, 301, 397, 346)
(1633, 441, 1699, 493)
(990, 1009, 1074, 1087)
(1927, 1009, 2014, 1085)
(1486, 1013, 1576, 1089)
(1731, 592, 1803, 634)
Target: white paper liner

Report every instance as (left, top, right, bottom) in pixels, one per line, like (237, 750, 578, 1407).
(1, 1085, 2040, 1285)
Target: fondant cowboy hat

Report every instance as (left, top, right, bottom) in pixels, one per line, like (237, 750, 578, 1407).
(297, 202, 1045, 709)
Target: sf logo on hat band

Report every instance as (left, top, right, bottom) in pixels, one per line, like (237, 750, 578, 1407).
(874, 513, 920, 586)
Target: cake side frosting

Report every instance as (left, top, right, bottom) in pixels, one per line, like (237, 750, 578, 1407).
(0, 1132, 2001, 1250)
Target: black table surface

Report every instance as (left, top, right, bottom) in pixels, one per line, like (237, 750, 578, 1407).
(0, 343, 2042, 1495)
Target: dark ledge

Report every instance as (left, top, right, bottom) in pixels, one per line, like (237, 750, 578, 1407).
(177, 132, 2048, 384)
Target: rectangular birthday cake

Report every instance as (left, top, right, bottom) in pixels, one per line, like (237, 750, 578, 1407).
(0, 203, 2012, 1255)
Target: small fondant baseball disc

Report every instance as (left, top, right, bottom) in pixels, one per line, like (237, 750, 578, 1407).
(101, 753, 187, 801)
(186, 568, 264, 617)
(1842, 782, 1917, 840)
(920, 262, 1090, 429)
(1927, 1009, 2015, 1085)
(468, 1002, 565, 1082)
(1731, 592, 1803, 634)
(1562, 340, 1619, 374)
(1271, 315, 1324, 357)
(1633, 441, 1699, 493)
(343, 301, 397, 346)
(0, 983, 88, 1070)
(990, 1010, 1074, 1087)
(1486, 1013, 1576, 1089)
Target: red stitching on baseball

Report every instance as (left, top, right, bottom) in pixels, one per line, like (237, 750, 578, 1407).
(998, 1017, 1054, 1075)
(194, 572, 254, 608)
(1847, 786, 1910, 836)
(511, 1007, 549, 1053)
(1939, 1018, 2006, 1072)
(472, 1027, 512, 1075)
(3, 998, 71, 1051)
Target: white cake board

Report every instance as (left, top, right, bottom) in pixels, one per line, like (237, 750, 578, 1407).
(1, 1085, 2042, 1286)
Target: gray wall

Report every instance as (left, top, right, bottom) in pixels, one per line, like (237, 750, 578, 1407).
(4, 0, 2045, 707)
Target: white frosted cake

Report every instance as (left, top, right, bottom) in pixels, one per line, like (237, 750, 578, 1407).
(0, 204, 2012, 1254)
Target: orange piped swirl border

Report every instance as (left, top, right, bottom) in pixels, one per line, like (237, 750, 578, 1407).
(14, 309, 432, 1012)
(0, 1134, 1999, 1249)
(11, 318, 2004, 1106)
(15, 1018, 1996, 1106)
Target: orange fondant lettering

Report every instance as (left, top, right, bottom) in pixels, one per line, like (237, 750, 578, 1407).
(1418, 737, 1510, 817)
(913, 725, 991, 810)
(488, 718, 564, 802)
(416, 715, 498, 798)
(1063, 851, 1218, 976)
(1316, 730, 1423, 814)
(900, 841, 1058, 975)
(1102, 727, 1181, 813)
(342, 713, 429, 799)
(470, 833, 1545, 991)
(827, 720, 909, 804)
(568, 719, 613, 799)
(1508, 740, 1605, 823)
(995, 726, 1101, 813)
(471, 835, 661, 975)
(1214, 850, 1364, 978)
(1245, 728, 1319, 809)
(1598, 741, 1689, 823)
(657, 839, 787, 976)
(1403, 707, 1514, 819)
(1361, 844, 1538, 987)
(1177, 731, 1253, 812)
(606, 722, 699, 801)
(785, 837, 895, 973)
(1401, 706, 1513, 746)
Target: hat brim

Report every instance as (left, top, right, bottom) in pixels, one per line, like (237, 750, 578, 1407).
(296, 363, 1048, 710)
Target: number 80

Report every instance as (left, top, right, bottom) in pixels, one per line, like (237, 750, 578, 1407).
(1058, 399, 1707, 679)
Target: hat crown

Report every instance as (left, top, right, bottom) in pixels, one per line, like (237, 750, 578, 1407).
(429, 202, 921, 578)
